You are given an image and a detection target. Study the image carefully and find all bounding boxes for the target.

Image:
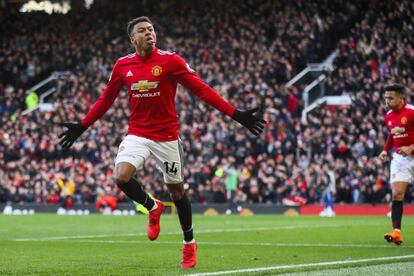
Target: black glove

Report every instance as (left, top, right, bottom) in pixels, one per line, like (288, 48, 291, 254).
(232, 107, 266, 136)
(58, 122, 87, 149)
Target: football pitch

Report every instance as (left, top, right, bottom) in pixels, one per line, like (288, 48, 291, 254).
(1, 214, 414, 275)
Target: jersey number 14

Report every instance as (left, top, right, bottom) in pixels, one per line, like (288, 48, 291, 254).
(164, 161, 178, 175)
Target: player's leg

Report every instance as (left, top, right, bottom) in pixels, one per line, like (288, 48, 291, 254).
(150, 139, 196, 268)
(167, 183, 194, 242)
(167, 183, 196, 268)
(384, 154, 411, 245)
(113, 135, 162, 240)
(385, 181, 408, 245)
(113, 162, 155, 211)
(151, 139, 194, 242)
(391, 181, 408, 230)
(114, 161, 164, 240)
(226, 189, 234, 215)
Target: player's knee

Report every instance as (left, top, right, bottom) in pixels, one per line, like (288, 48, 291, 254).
(112, 175, 130, 186)
(168, 187, 185, 201)
(170, 192, 184, 201)
(113, 163, 136, 186)
(392, 192, 405, 201)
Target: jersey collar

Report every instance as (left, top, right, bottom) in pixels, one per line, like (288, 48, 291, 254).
(136, 47, 157, 62)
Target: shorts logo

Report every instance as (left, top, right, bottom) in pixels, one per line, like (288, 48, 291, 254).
(401, 117, 408, 124)
(118, 146, 125, 153)
(151, 65, 162, 76)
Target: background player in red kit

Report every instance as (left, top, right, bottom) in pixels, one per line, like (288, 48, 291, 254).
(58, 16, 266, 268)
(379, 83, 414, 245)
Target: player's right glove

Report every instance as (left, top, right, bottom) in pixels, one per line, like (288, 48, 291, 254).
(58, 122, 87, 149)
(232, 107, 266, 136)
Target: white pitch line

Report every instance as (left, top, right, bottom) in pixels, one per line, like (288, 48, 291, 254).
(14, 233, 140, 241)
(184, 254, 414, 276)
(42, 239, 414, 249)
(12, 224, 361, 242)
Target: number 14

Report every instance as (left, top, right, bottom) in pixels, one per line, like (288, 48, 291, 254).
(164, 161, 178, 175)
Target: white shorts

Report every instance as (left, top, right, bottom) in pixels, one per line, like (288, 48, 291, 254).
(390, 152, 414, 183)
(115, 135, 184, 184)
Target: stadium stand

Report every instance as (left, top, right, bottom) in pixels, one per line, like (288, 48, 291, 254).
(1, 0, 412, 207)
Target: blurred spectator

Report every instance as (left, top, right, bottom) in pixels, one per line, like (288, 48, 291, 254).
(97, 194, 118, 213)
(56, 174, 75, 208)
(224, 157, 240, 214)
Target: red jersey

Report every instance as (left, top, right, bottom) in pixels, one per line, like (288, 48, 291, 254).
(81, 48, 236, 141)
(384, 102, 414, 152)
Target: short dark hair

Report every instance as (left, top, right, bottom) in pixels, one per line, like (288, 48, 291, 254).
(127, 16, 153, 37)
(384, 83, 406, 95)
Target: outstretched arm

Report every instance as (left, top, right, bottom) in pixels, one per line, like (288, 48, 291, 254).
(58, 61, 123, 148)
(172, 54, 266, 135)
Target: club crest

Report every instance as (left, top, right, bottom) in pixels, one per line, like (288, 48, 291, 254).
(151, 65, 162, 76)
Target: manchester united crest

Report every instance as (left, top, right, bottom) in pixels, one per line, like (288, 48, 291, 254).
(401, 117, 408, 124)
(151, 65, 162, 76)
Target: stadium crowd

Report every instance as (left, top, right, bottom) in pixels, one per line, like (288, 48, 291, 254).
(1, 0, 413, 208)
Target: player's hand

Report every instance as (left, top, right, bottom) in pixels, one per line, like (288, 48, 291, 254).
(398, 146, 414, 157)
(378, 150, 388, 162)
(232, 108, 266, 136)
(58, 122, 87, 149)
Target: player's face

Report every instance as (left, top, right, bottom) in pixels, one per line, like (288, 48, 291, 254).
(385, 91, 404, 110)
(130, 22, 156, 52)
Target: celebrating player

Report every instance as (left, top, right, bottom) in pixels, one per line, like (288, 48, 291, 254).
(58, 16, 266, 268)
(379, 83, 414, 245)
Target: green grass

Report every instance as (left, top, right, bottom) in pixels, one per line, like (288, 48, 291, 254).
(1, 214, 414, 275)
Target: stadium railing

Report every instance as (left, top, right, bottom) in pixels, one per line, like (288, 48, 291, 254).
(286, 49, 339, 110)
(21, 71, 72, 116)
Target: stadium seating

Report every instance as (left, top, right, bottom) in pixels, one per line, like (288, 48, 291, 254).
(1, 0, 412, 206)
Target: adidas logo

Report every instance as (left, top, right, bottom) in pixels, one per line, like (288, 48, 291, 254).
(126, 70, 133, 77)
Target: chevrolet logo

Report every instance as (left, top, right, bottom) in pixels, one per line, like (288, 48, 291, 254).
(131, 80, 158, 92)
(391, 126, 406, 135)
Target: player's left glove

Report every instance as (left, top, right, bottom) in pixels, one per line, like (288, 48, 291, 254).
(58, 122, 87, 149)
(232, 107, 266, 136)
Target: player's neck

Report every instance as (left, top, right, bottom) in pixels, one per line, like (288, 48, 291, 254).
(136, 47, 154, 57)
(393, 102, 405, 112)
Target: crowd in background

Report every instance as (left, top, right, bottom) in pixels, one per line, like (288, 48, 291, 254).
(1, 0, 413, 208)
